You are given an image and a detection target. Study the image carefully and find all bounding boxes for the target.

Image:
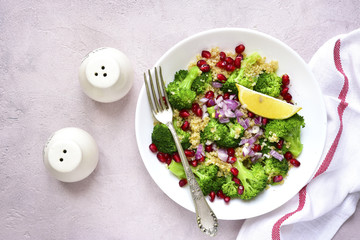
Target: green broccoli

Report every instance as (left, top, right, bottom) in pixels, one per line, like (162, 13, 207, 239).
(200, 118, 228, 142)
(168, 162, 225, 195)
(221, 177, 241, 198)
(151, 123, 191, 154)
(192, 164, 226, 195)
(232, 160, 268, 200)
(168, 161, 186, 179)
(253, 72, 282, 97)
(263, 157, 289, 185)
(166, 66, 202, 110)
(264, 114, 305, 157)
(191, 72, 213, 95)
(221, 52, 262, 94)
(216, 122, 244, 148)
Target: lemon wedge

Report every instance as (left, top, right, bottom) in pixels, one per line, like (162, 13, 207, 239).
(236, 84, 302, 119)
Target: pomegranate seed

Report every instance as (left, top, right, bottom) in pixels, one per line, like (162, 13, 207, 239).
(179, 109, 190, 118)
(205, 91, 214, 99)
(216, 60, 227, 69)
(201, 50, 211, 58)
(225, 57, 234, 65)
(282, 74, 290, 86)
(223, 92, 230, 100)
(284, 151, 293, 160)
(179, 179, 187, 187)
(234, 54, 243, 68)
(224, 196, 231, 203)
(276, 139, 284, 150)
(235, 44, 245, 54)
(238, 185, 244, 195)
(197, 59, 206, 68)
(166, 158, 172, 165)
(184, 149, 195, 157)
(273, 175, 283, 183)
(227, 148, 235, 156)
(230, 167, 239, 176)
(262, 117, 268, 125)
(192, 103, 200, 113)
(227, 156, 237, 164)
(181, 121, 190, 131)
(198, 155, 205, 162)
(149, 143, 158, 153)
(225, 64, 236, 72)
(217, 74, 227, 83)
(190, 160, 198, 167)
(164, 153, 171, 160)
(205, 144, 213, 152)
(232, 177, 241, 185)
(283, 93, 292, 102)
(157, 152, 166, 163)
(200, 64, 210, 72)
(195, 108, 203, 117)
(172, 152, 181, 163)
(219, 51, 226, 60)
(247, 111, 255, 118)
(209, 191, 216, 202)
(252, 144, 262, 152)
(217, 190, 225, 199)
(281, 87, 289, 96)
(290, 158, 301, 167)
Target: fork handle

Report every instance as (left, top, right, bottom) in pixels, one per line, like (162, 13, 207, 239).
(166, 122, 218, 236)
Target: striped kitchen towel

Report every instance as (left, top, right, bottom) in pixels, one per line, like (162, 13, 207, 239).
(237, 28, 360, 240)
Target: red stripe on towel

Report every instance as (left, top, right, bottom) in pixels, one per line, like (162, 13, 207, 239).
(271, 39, 349, 240)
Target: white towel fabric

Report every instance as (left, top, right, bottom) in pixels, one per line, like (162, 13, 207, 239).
(237, 28, 360, 240)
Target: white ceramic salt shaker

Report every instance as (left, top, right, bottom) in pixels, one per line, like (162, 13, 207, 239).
(78, 47, 133, 103)
(43, 127, 99, 182)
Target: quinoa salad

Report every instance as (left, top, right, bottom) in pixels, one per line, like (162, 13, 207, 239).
(148, 43, 305, 203)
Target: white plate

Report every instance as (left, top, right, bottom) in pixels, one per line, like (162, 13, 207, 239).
(135, 28, 327, 220)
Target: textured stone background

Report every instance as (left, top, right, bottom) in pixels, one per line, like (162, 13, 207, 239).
(1, 0, 359, 239)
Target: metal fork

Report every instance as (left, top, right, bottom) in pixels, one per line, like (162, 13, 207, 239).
(144, 67, 218, 236)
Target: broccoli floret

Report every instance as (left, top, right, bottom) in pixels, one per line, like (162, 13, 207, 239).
(151, 123, 191, 154)
(200, 118, 228, 142)
(191, 72, 213, 95)
(222, 177, 241, 198)
(173, 119, 191, 150)
(166, 66, 202, 110)
(233, 160, 268, 200)
(254, 72, 282, 97)
(174, 70, 188, 82)
(263, 157, 289, 185)
(169, 161, 225, 195)
(168, 161, 186, 179)
(264, 114, 305, 157)
(221, 52, 262, 94)
(192, 164, 226, 195)
(216, 122, 244, 148)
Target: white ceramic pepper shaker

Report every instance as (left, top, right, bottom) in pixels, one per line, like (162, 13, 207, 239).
(78, 47, 133, 103)
(43, 127, 99, 182)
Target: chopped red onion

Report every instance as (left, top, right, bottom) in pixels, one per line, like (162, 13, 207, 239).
(270, 149, 284, 161)
(217, 148, 228, 161)
(212, 81, 223, 88)
(199, 97, 209, 103)
(254, 116, 262, 125)
(224, 99, 239, 110)
(238, 118, 249, 129)
(195, 144, 204, 160)
(207, 98, 215, 106)
(219, 117, 230, 123)
(235, 109, 244, 117)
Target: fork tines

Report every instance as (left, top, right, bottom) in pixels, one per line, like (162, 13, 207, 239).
(144, 66, 170, 114)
